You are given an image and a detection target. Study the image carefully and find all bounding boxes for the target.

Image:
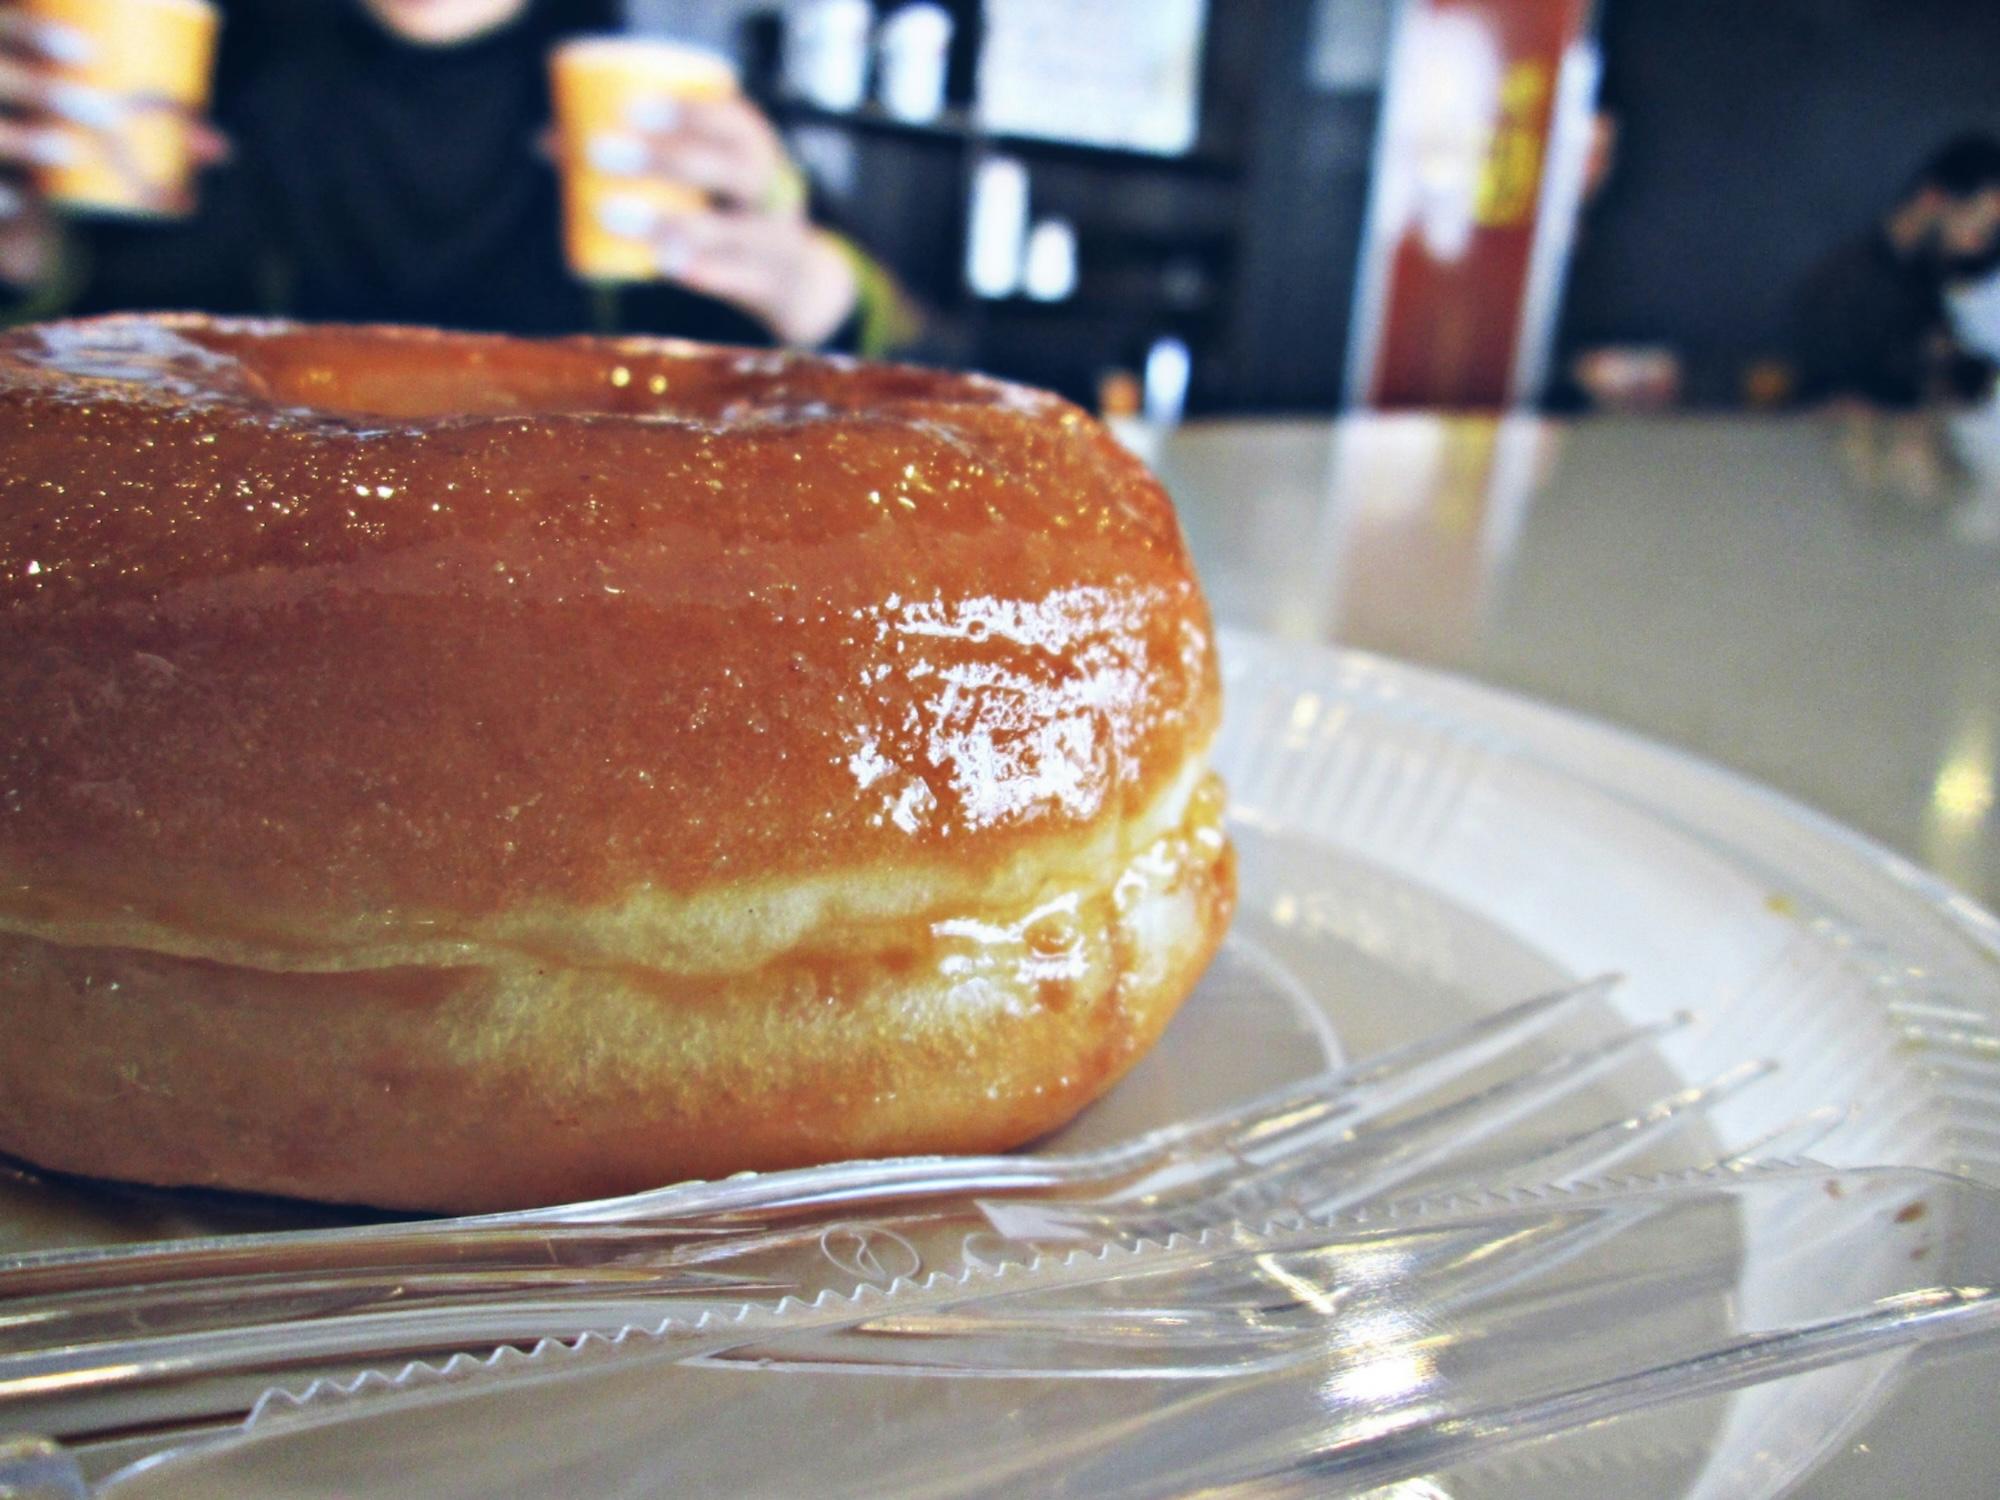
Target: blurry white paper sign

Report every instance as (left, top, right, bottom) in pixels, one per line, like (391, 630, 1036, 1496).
(977, 0, 1207, 155)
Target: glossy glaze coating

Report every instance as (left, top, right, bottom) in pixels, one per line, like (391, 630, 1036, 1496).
(0, 316, 1219, 951)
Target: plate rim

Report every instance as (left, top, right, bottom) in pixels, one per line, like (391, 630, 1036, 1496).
(1216, 625, 2000, 969)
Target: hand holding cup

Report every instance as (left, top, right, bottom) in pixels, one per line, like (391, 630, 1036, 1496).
(18, 0, 220, 219)
(0, 6, 91, 284)
(550, 38, 856, 346)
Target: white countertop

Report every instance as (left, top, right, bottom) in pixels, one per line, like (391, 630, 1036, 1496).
(1153, 412, 2000, 909)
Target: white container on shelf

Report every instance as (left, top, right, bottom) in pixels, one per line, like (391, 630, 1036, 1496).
(1022, 217, 1078, 302)
(965, 154, 1029, 299)
(785, 0, 873, 112)
(876, 3, 952, 123)
(1143, 335, 1192, 426)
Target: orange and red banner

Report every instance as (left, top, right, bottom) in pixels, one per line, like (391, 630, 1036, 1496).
(1349, 0, 1597, 409)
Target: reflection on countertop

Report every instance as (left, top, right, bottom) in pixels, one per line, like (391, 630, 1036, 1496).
(1154, 412, 2000, 907)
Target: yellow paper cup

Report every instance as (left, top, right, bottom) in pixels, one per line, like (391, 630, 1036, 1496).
(550, 37, 738, 283)
(26, 0, 219, 219)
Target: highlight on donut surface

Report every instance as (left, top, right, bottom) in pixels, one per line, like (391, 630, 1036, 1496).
(0, 314, 1234, 1211)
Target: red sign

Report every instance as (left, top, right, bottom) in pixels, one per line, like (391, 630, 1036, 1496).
(1352, 0, 1596, 409)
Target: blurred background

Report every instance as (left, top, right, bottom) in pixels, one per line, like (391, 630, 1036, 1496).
(120, 0, 1996, 418)
(14, 0, 1998, 419)
(641, 0, 2000, 420)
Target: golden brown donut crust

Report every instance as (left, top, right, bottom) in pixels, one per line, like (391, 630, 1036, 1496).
(0, 315, 1231, 1210)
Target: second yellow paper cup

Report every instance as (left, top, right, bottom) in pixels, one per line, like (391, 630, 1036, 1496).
(551, 38, 739, 283)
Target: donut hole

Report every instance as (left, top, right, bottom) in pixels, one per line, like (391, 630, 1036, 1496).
(17, 316, 1001, 430)
(205, 326, 686, 421)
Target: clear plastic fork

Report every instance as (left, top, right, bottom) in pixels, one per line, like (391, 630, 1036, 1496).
(51, 1162, 2000, 1500)
(0, 973, 1736, 1443)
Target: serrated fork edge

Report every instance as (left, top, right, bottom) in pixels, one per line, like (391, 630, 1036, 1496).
(231, 1159, 1992, 1434)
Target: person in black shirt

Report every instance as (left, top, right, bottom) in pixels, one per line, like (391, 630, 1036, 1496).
(1796, 134, 2000, 411)
(1795, 134, 2000, 501)
(0, 0, 878, 348)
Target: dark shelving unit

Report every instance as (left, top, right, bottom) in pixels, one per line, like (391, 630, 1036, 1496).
(763, 0, 1384, 413)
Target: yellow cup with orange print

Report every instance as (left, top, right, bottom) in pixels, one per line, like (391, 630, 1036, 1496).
(25, 0, 219, 219)
(550, 37, 738, 283)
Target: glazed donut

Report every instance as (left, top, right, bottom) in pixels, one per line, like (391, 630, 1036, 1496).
(0, 315, 1232, 1212)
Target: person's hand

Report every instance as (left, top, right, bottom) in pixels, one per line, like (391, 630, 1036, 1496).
(0, 8, 229, 289)
(582, 95, 858, 346)
(0, 9, 88, 288)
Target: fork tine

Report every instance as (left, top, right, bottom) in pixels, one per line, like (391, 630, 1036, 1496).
(1477, 1058, 1776, 1191)
(1718, 1103, 1852, 1166)
(1205, 973, 1621, 1161)
(1896, 1023, 2000, 1058)
(1088, 975, 1621, 1209)
(1253, 1011, 1687, 1171)
(1370, 1064, 1779, 1309)
(1253, 1062, 1779, 1306)
(1130, 1012, 1692, 1230)
(1312, 971, 1620, 1095)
